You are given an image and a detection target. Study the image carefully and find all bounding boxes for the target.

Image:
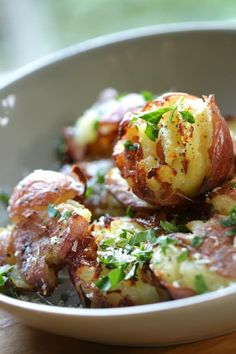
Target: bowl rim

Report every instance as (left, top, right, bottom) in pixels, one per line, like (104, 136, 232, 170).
(1, 284, 236, 317)
(1, 20, 236, 91)
(1, 20, 236, 317)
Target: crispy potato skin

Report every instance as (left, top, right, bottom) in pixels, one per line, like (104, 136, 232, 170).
(68, 216, 169, 307)
(63, 89, 145, 162)
(8, 169, 85, 222)
(12, 202, 90, 294)
(105, 167, 156, 213)
(114, 93, 234, 207)
(2, 169, 91, 295)
(151, 215, 236, 299)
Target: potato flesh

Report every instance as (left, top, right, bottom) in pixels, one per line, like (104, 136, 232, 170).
(133, 95, 212, 197)
(151, 243, 232, 293)
(77, 218, 167, 307)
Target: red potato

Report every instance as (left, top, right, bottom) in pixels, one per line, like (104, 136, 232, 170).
(1, 169, 91, 295)
(151, 215, 236, 299)
(67, 215, 170, 307)
(63, 89, 146, 162)
(8, 169, 86, 222)
(113, 93, 234, 208)
(12, 201, 91, 295)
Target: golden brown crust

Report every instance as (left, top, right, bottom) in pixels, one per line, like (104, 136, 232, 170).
(114, 93, 234, 208)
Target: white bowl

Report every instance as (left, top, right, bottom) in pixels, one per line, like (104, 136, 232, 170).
(1, 22, 236, 346)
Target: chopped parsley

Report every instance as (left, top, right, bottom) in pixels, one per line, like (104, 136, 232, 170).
(93, 118, 100, 131)
(0, 192, 10, 207)
(177, 249, 189, 263)
(85, 170, 106, 199)
(47, 204, 73, 221)
(60, 210, 73, 221)
(95, 228, 158, 291)
(179, 110, 195, 123)
(126, 206, 134, 218)
(144, 124, 159, 141)
(194, 274, 208, 294)
(160, 220, 179, 233)
(47, 204, 61, 218)
(131, 100, 195, 141)
(231, 183, 236, 189)
(140, 90, 154, 102)
(169, 105, 178, 123)
(123, 140, 138, 151)
(0, 265, 13, 288)
(155, 235, 178, 255)
(96, 171, 105, 185)
(220, 205, 236, 228)
(85, 186, 94, 199)
(191, 236, 204, 247)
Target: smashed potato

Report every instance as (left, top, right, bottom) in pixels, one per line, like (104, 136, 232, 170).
(63, 88, 145, 161)
(114, 93, 234, 207)
(151, 215, 236, 299)
(1, 170, 91, 295)
(68, 216, 169, 307)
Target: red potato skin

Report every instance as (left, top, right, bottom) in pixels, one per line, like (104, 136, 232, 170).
(200, 95, 234, 193)
(12, 210, 90, 295)
(8, 169, 86, 222)
(114, 93, 234, 208)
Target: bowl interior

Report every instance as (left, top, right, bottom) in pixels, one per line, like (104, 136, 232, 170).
(1, 24, 236, 345)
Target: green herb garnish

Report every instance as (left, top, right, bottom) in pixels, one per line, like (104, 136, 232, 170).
(0, 265, 13, 288)
(179, 110, 195, 123)
(191, 236, 204, 247)
(126, 206, 134, 218)
(123, 140, 138, 151)
(85, 186, 94, 199)
(177, 249, 189, 263)
(60, 210, 73, 221)
(94, 275, 111, 292)
(95, 228, 158, 291)
(140, 90, 154, 102)
(231, 183, 236, 189)
(96, 171, 105, 185)
(220, 205, 236, 227)
(156, 235, 178, 255)
(160, 220, 178, 233)
(144, 124, 159, 141)
(93, 119, 100, 131)
(194, 274, 208, 294)
(169, 105, 178, 123)
(0, 193, 10, 207)
(47, 204, 61, 218)
(108, 267, 125, 288)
